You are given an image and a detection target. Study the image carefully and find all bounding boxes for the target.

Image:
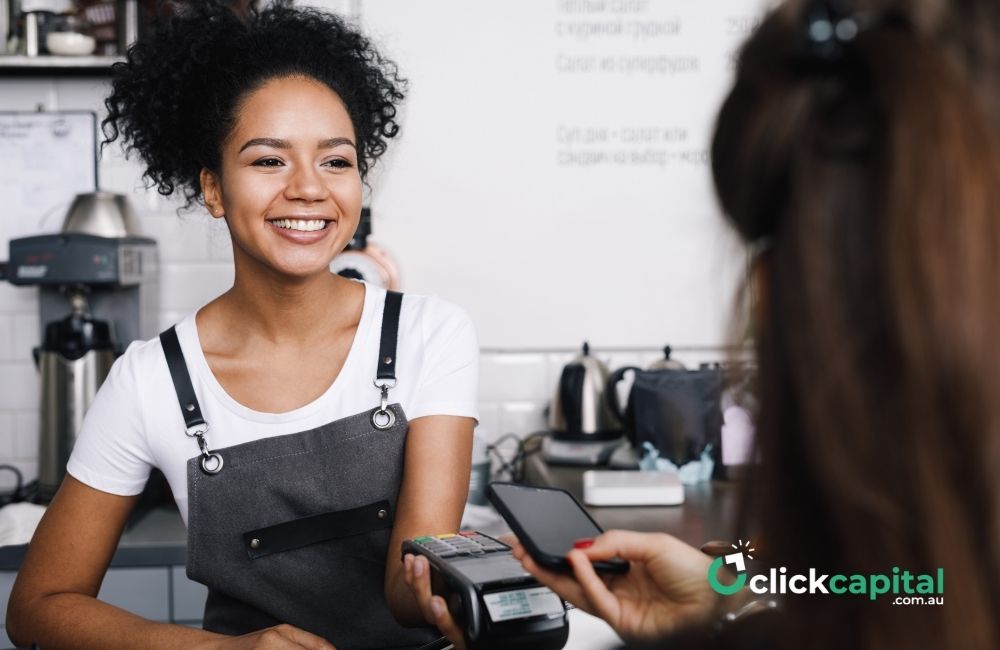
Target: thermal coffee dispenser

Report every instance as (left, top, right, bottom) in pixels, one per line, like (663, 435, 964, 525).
(6, 231, 159, 500)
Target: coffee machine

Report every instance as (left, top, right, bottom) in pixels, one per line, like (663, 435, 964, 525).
(5, 193, 159, 501)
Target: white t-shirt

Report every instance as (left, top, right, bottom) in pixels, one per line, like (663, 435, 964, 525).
(67, 283, 479, 525)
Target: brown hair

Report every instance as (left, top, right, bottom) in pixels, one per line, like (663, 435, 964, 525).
(713, 1, 1000, 648)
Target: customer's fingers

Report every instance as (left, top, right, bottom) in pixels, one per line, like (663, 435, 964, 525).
(513, 543, 596, 615)
(493, 533, 517, 546)
(565, 549, 621, 626)
(577, 530, 667, 564)
(699, 540, 732, 557)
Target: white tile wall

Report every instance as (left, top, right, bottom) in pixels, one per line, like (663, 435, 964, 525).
(14, 412, 39, 459)
(0, 363, 38, 411)
(0, 414, 15, 458)
(478, 353, 548, 403)
(11, 314, 39, 364)
(0, 283, 36, 314)
(0, 317, 11, 361)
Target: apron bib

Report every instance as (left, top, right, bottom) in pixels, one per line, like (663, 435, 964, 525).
(159, 291, 437, 649)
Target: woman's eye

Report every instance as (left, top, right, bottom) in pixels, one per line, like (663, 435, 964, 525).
(323, 158, 353, 169)
(252, 158, 284, 167)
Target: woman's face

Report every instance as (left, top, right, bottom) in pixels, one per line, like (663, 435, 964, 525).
(202, 75, 362, 279)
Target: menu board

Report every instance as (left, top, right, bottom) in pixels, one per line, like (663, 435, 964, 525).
(357, 0, 771, 348)
(0, 111, 99, 250)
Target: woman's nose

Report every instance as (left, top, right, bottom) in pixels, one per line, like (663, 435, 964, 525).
(284, 163, 327, 201)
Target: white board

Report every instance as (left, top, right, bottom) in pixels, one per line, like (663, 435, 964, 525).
(0, 111, 99, 249)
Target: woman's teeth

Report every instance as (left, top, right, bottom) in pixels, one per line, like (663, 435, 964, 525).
(270, 219, 327, 232)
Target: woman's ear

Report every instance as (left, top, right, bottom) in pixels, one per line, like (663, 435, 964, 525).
(200, 168, 225, 219)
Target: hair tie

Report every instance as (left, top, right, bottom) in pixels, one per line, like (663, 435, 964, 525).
(801, 0, 871, 66)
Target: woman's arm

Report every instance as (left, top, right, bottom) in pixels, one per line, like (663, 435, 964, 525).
(6, 476, 216, 649)
(384, 414, 475, 626)
(8, 476, 337, 650)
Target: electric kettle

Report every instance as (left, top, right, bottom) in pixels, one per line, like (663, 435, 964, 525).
(548, 342, 620, 440)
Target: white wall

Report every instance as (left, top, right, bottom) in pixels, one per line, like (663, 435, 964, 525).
(359, 0, 768, 348)
(0, 0, 766, 487)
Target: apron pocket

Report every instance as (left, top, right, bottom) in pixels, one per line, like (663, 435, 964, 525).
(242, 499, 393, 560)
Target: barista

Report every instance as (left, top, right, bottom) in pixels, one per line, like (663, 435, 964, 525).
(6, 3, 478, 649)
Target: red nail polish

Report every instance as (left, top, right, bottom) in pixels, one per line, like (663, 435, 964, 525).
(573, 538, 594, 549)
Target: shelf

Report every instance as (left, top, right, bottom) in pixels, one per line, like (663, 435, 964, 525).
(0, 54, 124, 75)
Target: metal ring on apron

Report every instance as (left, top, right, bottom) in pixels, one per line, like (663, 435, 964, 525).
(188, 423, 225, 475)
(371, 407, 396, 430)
(201, 452, 224, 474)
(372, 379, 397, 430)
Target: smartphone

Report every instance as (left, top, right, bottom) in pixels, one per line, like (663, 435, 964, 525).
(487, 482, 629, 575)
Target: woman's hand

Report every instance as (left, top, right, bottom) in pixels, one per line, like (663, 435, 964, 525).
(196, 624, 336, 649)
(512, 530, 718, 643)
(401, 553, 467, 650)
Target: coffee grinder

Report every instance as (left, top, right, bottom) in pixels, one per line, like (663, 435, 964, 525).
(4, 192, 159, 501)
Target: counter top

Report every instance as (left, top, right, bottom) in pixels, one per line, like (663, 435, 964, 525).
(0, 506, 187, 571)
(523, 454, 742, 545)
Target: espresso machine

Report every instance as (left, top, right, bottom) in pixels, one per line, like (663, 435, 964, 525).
(5, 192, 159, 501)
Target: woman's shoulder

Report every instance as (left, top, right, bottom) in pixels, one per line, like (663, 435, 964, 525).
(397, 290, 476, 333)
(105, 317, 195, 394)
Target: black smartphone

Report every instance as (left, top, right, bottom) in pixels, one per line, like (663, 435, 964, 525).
(487, 482, 629, 575)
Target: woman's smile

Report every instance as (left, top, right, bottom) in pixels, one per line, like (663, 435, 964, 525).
(266, 216, 337, 244)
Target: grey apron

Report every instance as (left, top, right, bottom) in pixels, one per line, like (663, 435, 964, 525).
(159, 291, 438, 649)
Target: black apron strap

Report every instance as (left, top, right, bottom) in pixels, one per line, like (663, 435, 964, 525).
(159, 326, 206, 430)
(377, 290, 403, 383)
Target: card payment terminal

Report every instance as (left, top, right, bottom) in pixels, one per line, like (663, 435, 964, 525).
(403, 532, 569, 650)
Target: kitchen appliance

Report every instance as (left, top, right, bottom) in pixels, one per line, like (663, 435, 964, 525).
(542, 343, 623, 466)
(35, 290, 116, 499)
(8, 232, 159, 346)
(6, 227, 159, 502)
(646, 345, 686, 371)
(606, 362, 725, 470)
(329, 207, 400, 289)
(61, 190, 142, 238)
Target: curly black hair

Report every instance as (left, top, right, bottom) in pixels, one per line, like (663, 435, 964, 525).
(102, 0, 406, 208)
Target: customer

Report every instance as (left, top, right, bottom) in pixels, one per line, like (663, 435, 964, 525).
(405, 0, 1000, 648)
(6, 2, 478, 649)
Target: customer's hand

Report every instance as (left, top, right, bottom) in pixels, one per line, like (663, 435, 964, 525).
(402, 553, 467, 650)
(195, 624, 336, 649)
(513, 530, 718, 643)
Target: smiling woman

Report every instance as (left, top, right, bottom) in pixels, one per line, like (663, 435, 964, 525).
(201, 76, 364, 279)
(4, 2, 479, 650)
